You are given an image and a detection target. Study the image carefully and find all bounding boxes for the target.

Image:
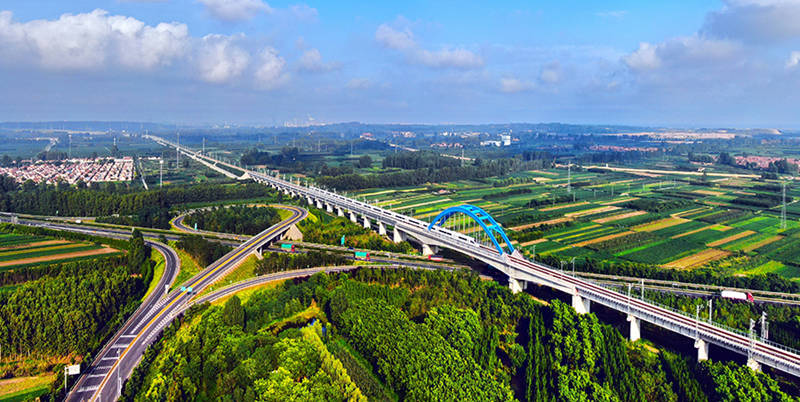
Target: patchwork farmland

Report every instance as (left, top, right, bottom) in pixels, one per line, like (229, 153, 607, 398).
(0, 233, 122, 271)
(349, 167, 800, 280)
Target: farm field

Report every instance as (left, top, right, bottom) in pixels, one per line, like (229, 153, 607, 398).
(0, 234, 121, 271)
(347, 168, 800, 280)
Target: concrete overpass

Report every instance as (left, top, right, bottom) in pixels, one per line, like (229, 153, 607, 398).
(149, 134, 800, 377)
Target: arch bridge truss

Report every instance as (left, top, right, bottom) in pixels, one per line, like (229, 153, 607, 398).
(427, 204, 516, 255)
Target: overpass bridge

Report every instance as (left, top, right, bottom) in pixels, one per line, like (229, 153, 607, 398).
(149, 134, 800, 378)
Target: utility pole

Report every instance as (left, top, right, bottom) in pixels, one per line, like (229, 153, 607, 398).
(781, 182, 787, 229)
(695, 305, 701, 339)
(761, 311, 769, 340)
(567, 162, 571, 193)
(641, 278, 644, 299)
(627, 283, 632, 314)
(708, 299, 712, 322)
(159, 159, 163, 187)
(571, 257, 576, 276)
(202, 137, 206, 155)
(748, 318, 756, 361)
(117, 348, 121, 394)
(176, 132, 180, 166)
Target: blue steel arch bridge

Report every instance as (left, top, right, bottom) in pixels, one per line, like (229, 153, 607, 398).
(427, 204, 516, 255)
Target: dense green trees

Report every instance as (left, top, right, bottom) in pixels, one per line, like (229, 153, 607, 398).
(176, 235, 231, 267)
(127, 267, 798, 401)
(299, 213, 414, 253)
(0, 259, 143, 357)
(332, 297, 513, 401)
(254, 251, 348, 275)
(317, 158, 520, 190)
(184, 205, 280, 235)
(0, 178, 272, 218)
(126, 274, 364, 402)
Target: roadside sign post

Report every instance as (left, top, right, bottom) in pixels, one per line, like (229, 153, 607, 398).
(65, 364, 80, 390)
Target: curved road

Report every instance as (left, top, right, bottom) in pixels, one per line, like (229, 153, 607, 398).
(68, 241, 180, 401)
(74, 205, 307, 402)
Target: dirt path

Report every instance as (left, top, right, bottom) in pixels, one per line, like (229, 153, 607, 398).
(0, 239, 68, 251)
(584, 165, 759, 179)
(0, 247, 119, 267)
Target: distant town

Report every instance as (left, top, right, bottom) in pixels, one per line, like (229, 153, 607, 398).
(0, 157, 134, 184)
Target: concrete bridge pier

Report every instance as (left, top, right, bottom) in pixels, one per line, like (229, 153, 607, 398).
(316, 199, 324, 209)
(349, 211, 358, 223)
(362, 216, 371, 229)
(253, 245, 264, 260)
(695, 339, 709, 362)
(747, 358, 762, 372)
(572, 294, 591, 314)
(392, 227, 407, 243)
(336, 207, 345, 217)
(422, 243, 439, 256)
(307, 196, 314, 206)
(627, 315, 641, 342)
(326, 203, 334, 213)
(377, 221, 387, 236)
(508, 277, 526, 294)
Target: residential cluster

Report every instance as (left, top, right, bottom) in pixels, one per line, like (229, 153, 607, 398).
(0, 157, 134, 184)
(734, 155, 800, 169)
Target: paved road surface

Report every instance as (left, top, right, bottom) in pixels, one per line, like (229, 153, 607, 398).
(73, 205, 307, 402)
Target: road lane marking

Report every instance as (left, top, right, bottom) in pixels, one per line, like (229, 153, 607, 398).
(88, 206, 303, 401)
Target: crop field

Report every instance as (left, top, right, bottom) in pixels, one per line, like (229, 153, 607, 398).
(0, 234, 121, 271)
(722, 233, 783, 252)
(344, 168, 800, 279)
(663, 248, 731, 269)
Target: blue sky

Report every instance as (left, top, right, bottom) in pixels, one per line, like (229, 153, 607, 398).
(1, 0, 799, 127)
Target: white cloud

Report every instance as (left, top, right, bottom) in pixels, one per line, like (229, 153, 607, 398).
(596, 10, 627, 19)
(289, 4, 318, 21)
(196, 34, 250, 83)
(500, 77, 534, 93)
(346, 78, 371, 90)
(198, 0, 272, 22)
(375, 23, 415, 50)
(539, 61, 562, 83)
(702, 0, 800, 43)
(623, 42, 661, 71)
(0, 10, 188, 71)
(787, 51, 800, 68)
(417, 48, 483, 69)
(254, 47, 288, 89)
(297, 48, 338, 72)
(624, 37, 739, 72)
(375, 22, 483, 69)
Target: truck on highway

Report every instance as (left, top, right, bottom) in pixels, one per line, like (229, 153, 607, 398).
(354, 251, 370, 261)
(280, 243, 296, 252)
(427, 255, 444, 262)
(719, 290, 754, 303)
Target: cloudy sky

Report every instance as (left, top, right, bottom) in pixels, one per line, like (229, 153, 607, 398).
(1, 0, 799, 127)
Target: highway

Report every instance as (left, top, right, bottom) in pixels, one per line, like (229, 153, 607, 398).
(67, 241, 179, 401)
(65, 204, 308, 401)
(151, 134, 800, 376)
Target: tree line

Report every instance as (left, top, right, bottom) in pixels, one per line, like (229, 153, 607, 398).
(315, 158, 521, 190)
(184, 205, 281, 236)
(0, 178, 272, 219)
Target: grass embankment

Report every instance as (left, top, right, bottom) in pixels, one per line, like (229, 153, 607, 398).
(142, 248, 166, 301)
(171, 242, 203, 289)
(209, 279, 286, 305)
(0, 375, 54, 402)
(196, 254, 259, 298)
